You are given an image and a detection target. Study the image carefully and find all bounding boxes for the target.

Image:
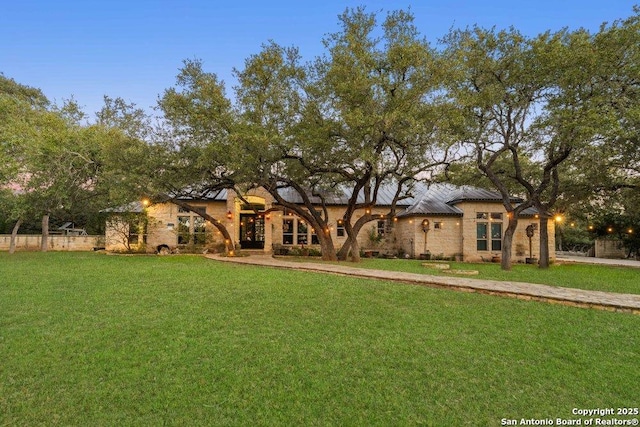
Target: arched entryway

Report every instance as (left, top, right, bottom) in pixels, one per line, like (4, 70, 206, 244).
(237, 196, 266, 249)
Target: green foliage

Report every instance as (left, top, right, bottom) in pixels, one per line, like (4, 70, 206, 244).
(589, 210, 640, 257)
(1, 75, 156, 237)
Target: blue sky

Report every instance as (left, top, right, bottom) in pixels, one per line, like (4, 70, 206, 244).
(2, 1, 637, 117)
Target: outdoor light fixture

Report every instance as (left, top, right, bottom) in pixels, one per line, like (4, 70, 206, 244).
(226, 210, 233, 220)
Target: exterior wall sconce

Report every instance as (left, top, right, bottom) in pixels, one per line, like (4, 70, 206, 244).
(226, 210, 233, 220)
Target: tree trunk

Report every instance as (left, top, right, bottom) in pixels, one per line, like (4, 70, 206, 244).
(336, 241, 350, 261)
(501, 216, 518, 271)
(318, 231, 338, 261)
(339, 220, 363, 262)
(212, 222, 236, 255)
(539, 216, 550, 269)
(41, 214, 49, 252)
(349, 238, 361, 262)
(9, 219, 22, 254)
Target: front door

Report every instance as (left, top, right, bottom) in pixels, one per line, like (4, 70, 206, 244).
(240, 214, 265, 249)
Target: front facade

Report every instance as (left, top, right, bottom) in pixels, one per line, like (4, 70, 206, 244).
(105, 184, 554, 262)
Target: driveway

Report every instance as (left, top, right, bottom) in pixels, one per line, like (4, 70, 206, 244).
(556, 254, 640, 268)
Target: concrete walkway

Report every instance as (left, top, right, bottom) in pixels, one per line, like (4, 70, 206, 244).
(207, 254, 640, 314)
(557, 254, 640, 268)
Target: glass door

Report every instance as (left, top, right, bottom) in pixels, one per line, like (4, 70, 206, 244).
(240, 214, 265, 249)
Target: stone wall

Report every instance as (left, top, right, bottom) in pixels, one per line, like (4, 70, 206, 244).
(393, 216, 463, 259)
(0, 234, 103, 251)
(105, 195, 556, 261)
(594, 238, 627, 259)
(390, 202, 555, 262)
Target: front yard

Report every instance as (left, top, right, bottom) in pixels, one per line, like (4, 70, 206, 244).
(1, 252, 638, 426)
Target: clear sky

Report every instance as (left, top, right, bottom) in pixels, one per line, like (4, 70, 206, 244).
(2, 1, 637, 117)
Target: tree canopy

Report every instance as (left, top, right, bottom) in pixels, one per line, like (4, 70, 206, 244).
(3, 5, 639, 262)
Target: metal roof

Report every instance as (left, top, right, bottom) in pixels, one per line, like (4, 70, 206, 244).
(446, 185, 523, 205)
(397, 183, 464, 217)
(273, 182, 423, 207)
(171, 188, 227, 201)
(397, 183, 530, 217)
(107, 182, 539, 217)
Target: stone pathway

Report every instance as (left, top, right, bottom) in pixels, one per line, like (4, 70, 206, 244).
(557, 254, 640, 268)
(206, 254, 640, 314)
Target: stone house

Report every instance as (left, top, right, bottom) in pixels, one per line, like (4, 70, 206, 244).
(105, 183, 554, 262)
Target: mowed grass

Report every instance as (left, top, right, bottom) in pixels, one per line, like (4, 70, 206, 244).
(1, 252, 639, 426)
(330, 258, 640, 295)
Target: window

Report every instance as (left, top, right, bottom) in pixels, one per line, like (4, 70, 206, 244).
(477, 223, 488, 251)
(177, 206, 208, 246)
(128, 217, 147, 245)
(476, 212, 503, 251)
(297, 221, 308, 245)
(193, 216, 207, 245)
(491, 223, 502, 251)
(177, 216, 191, 244)
(434, 221, 443, 229)
(377, 220, 386, 237)
(282, 217, 317, 245)
(336, 219, 345, 237)
(283, 218, 294, 244)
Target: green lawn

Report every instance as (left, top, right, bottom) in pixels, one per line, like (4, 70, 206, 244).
(318, 257, 640, 295)
(1, 252, 639, 426)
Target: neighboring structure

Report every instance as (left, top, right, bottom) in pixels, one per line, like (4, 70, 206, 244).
(594, 238, 629, 259)
(0, 234, 102, 251)
(104, 183, 554, 262)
